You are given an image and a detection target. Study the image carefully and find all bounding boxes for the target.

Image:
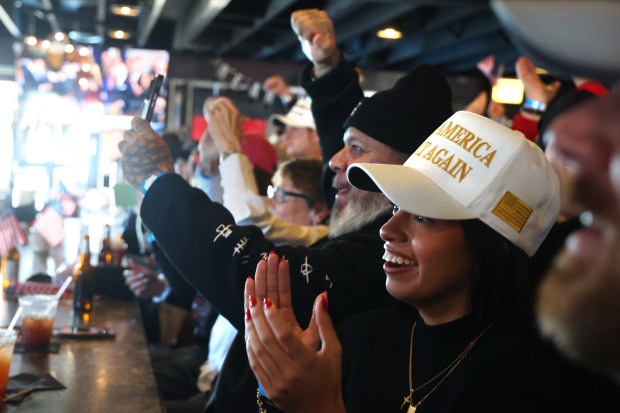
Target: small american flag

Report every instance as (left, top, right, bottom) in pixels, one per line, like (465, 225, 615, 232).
(59, 193, 77, 217)
(4, 281, 73, 299)
(0, 203, 26, 256)
(57, 182, 78, 217)
(33, 204, 64, 247)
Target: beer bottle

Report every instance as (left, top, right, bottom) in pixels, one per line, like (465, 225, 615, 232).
(73, 234, 95, 313)
(98, 224, 113, 266)
(1, 247, 20, 290)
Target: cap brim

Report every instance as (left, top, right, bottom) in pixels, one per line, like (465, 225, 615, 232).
(269, 114, 312, 129)
(347, 163, 478, 220)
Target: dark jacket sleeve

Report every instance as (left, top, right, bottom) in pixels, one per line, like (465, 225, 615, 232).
(301, 58, 363, 162)
(300, 59, 365, 208)
(141, 174, 393, 332)
(151, 241, 197, 310)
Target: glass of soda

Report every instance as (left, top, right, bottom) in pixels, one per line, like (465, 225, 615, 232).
(18, 294, 59, 351)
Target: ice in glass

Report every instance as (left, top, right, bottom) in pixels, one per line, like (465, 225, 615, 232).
(18, 294, 59, 350)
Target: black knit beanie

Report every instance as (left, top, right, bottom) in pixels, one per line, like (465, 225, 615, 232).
(343, 64, 454, 155)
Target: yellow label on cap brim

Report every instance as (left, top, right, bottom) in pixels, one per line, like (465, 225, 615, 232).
(492, 191, 532, 232)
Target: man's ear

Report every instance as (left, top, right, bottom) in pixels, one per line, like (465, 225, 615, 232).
(310, 129, 320, 142)
(311, 203, 330, 226)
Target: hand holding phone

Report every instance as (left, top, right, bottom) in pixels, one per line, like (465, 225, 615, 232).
(141, 74, 164, 122)
(126, 253, 158, 271)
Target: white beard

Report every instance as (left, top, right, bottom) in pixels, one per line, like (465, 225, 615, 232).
(536, 243, 620, 385)
(328, 188, 391, 238)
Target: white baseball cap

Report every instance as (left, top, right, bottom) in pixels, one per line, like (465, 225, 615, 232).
(347, 111, 560, 256)
(270, 99, 316, 130)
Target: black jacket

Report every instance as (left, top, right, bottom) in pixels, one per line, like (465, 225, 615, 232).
(142, 175, 393, 331)
(141, 175, 395, 412)
(140, 58, 396, 412)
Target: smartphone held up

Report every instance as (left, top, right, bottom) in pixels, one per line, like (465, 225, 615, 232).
(141, 74, 164, 122)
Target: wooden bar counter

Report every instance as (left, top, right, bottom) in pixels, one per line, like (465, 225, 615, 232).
(1, 295, 164, 413)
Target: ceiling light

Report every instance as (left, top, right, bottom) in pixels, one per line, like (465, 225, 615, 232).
(24, 36, 38, 46)
(491, 78, 524, 105)
(377, 28, 402, 40)
(110, 4, 141, 17)
(54, 32, 66, 42)
(108, 30, 132, 40)
(41, 40, 51, 49)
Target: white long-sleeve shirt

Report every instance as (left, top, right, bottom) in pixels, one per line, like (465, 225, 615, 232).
(196, 315, 236, 392)
(219, 153, 329, 247)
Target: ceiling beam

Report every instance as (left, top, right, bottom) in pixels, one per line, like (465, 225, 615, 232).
(42, 0, 61, 33)
(423, 5, 487, 31)
(173, 0, 231, 48)
(254, 0, 363, 59)
(0, 4, 21, 37)
(334, 2, 422, 45)
(410, 33, 511, 68)
(347, 6, 485, 62)
(385, 11, 501, 65)
(442, 45, 519, 73)
(137, 0, 168, 47)
(216, 0, 298, 55)
(255, 0, 488, 62)
(95, 0, 105, 39)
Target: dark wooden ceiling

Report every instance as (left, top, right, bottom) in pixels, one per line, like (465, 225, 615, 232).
(0, 0, 522, 74)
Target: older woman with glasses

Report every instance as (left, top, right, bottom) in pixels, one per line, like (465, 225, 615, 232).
(267, 159, 329, 228)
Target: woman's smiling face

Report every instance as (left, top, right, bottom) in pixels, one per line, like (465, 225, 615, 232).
(380, 207, 474, 324)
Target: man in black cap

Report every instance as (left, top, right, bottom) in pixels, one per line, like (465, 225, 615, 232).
(117, 8, 453, 412)
(291, 9, 453, 236)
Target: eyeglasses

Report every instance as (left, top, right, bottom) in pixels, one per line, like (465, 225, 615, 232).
(267, 185, 310, 205)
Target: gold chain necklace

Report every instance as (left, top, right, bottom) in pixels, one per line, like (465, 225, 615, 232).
(401, 321, 493, 413)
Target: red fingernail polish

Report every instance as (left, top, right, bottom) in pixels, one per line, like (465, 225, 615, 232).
(321, 292, 328, 311)
(269, 250, 276, 256)
(264, 297, 272, 309)
(245, 308, 252, 321)
(249, 294, 257, 307)
(247, 276, 252, 281)
(280, 255, 286, 263)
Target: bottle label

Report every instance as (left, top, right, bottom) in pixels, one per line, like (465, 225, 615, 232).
(4, 261, 19, 281)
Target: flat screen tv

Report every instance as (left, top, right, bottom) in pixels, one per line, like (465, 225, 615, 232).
(100, 47, 169, 125)
(15, 41, 169, 129)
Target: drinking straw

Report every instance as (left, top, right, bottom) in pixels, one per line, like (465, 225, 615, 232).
(55, 276, 73, 300)
(3, 387, 33, 402)
(7, 307, 22, 331)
